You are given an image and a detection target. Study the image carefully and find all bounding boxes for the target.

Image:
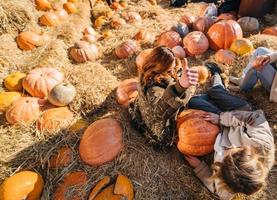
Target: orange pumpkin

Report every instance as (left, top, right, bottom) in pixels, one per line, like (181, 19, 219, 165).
(183, 31, 209, 56)
(179, 14, 197, 28)
(201, 3, 218, 17)
(16, 32, 46, 51)
(172, 46, 186, 59)
(215, 49, 236, 65)
(39, 12, 60, 27)
(53, 171, 88, 200)
(69, 41, 99, 63)
(116, 78, 139, 106)
(63, 2, 78, 14)
(23, 67, 64, 98)
(35, 0, 52, 11)
(190, 66, 209, 84)
(95, 16, 107, 29)
(37, 107, 74, 133)
(237, 17, 259, 32)
(54, 8, 69, 21)
(135, 48, 153, 71)
(177, 109, 220, 156)
(115, 40, 139, 59)
(94, 184, 121, 200)
(102, 30, 112, 39)
(49, 147, 73, 168)
(134, 30, 155, 44)
(79, 118, 123, 166)
(216, 13, 237, 21)
(0, 171, 44, 200)
(88, 176, 111, 200)
(157, 31, 182, 49)
(111, 17, 126, 29)
(123, 11, 142, 25)
(193, 16, 215, 33)
(207, 20, 243, 51)
(114, 175, 134, 200)
(5, 97, 41, 125)
(262, 26, 277, 36)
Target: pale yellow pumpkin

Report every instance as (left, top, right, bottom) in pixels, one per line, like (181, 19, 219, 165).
(230, 38, 253, 56)
(0, 92, 22, 112)
(48, 83, 77, 106)
(4, 72, 26, 91)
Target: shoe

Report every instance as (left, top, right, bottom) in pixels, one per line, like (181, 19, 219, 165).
(204, 62, 222, 75)
(229, 76, 242, 86)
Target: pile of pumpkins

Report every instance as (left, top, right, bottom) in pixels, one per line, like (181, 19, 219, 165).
(0, 67, 76, 133)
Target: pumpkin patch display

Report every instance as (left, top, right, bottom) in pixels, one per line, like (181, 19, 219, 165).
(179, 14, 197, 29)
(48, 83, 76, 106)
(177, 109, 220, 156)
(193, 16, 215, 33)
(63, 2, 78, 14)
(0, 171, 44, 200)
(135, 48, 153, 71)
(230, 38, 253, 56)
(237, 17, 259, 32)
(190, 66, 209, 84)
(23, 67, 64, 98)
(37, 107, 74, 133)
(115, 40, 139, 59)
(39, 12, 60, 27)
(171, 23, 189, 38)
(111, 17, 126, 29)
(54, 8, 69, 21)
(183, 31, 209, 56)
(35, 0, 52, 11)
(201, 3, 217, 17)
(16, 32, 46, 51)
(4, 72, 26, 91)
(0, 92, 22, 112)
(207, 20, 243, 51)
(53, 171, 88, 200)
(172, 46, 186, 59)
(49, 147, 73, 168)
(134, 30, 155, 44)
(262, 26, 277, 36)
(5, 97, 41, 125)
(79, 118, 123, 166)
(215, 49, 236, 65)
(157, 31, 182, 49)
(69, 41, 99, 63)
(122, 12, 142, 25)
(116, 78, 139, 106)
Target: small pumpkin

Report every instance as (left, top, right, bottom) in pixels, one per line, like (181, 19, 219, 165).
(102, 30, 112, 39)
(217, 13, 236, 21)
(16, 32, 46, 51)
(123, 11, 142, 25)
(237, 17, 259, 32)
(48, 83, 76, 106)
(35, 0, 52, 11)
(207, 20, 243, 51)
(69, 41, 99, 63)
(37, 107, 74, 133)
(183, 31, 209, 56)
(111, 17, 126, 29)
(0, 171, 44, 200)
(54, 8, 69, 21)
(157, 31, 182, 49)
(5, 97, 41, 125)
(172, 46, 186, 59)
(114, 175, 134, 200)
(177, 109, 220, 156)
(39, 12, 60, 27)
(116, 78, 139, 106)
(49, 147, 73, 168)
(171, 23, 189, 38)
(230, 38, 253, 56)
(193, 16, 215, 33)
(201, 3, 218, 17)
(94, 184, 121, 200)
(4, 72, 26, 91)
(115, 40, 139, 59)
(79, 118, 123, 166)
(134, 29, 155, 44)
(23, 67, 64, 98)
(63, 2, 78, 14)
(179, 14, 197, 28)
(53, 171, 88, 200)
(68, 119, 88, 132)
(0, 92, 22, 112)
(88, 176, 111, 200)
(83, 34, 97, 43)
(83, 27, 96, 36)
(262, 26, 277, 36)
(135, 48, 153, 71)
(190, 66, 209, 84)
(95, 16, 107, 29)
(215, 49, 236, 65)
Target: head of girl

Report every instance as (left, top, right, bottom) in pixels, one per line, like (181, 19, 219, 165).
(139, 46, 181, 86)
(213, 146, 268, 195)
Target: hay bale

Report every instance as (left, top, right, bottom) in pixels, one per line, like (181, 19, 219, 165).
(249, 34, 277, 50)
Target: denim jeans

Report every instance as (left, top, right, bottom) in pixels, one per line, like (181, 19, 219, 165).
(241, 47, 277, 92)
(188, 74, 250, 114)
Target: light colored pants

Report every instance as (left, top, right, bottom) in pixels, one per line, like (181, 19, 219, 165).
(241, 47, 277, 92)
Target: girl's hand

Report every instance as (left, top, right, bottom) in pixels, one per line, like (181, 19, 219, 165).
(252, 55, 270, 71)
(179, 59, 199, 88)
(202, 112, 220, 125)
(184, 155, 201, 168)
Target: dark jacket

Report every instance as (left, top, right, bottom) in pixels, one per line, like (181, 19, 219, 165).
(129, 77, 195, 147)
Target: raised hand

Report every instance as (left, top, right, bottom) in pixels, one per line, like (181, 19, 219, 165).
(252, 55, 270, 71)
(179, 58, 199, 88)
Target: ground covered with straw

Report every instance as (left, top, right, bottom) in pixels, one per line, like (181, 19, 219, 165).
(0, 0, 276, 199)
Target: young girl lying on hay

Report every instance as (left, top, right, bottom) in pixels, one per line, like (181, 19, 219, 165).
(129, 46, 275, 199)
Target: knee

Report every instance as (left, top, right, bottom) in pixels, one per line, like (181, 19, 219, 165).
(188, 96, 204, 107)
(253, 47, 272, 57)
(208, 85, 225, 95)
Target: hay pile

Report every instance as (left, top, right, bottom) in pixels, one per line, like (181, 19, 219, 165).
(0, 0, 276, 199)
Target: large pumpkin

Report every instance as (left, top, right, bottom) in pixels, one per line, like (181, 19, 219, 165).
(116, 78, 139, 106)
(115, 40, 139, 59)
(37, 107, 74, 133)
(262, 26, 277, 36)
(4, 72, 26, 91)
(215, 49, 236, 65)
(135, 48, 153, 71)
(230, 38, 253, 56)
(16, 32, 46, 51)
(23, 67, 64, 98)
(237, 17, 259, 32)
(193, 16, 215, 33)
(179, 14, 197, 28)
(177, 109, 220, 156)
(5, 97, 41, 125)
(157, 31, 182, 48)
(48, 83, 76, 106)
(69, 41, 99, 63)
(0, 92, 22, 112)
(0, 171, 44, 200)
(79, 118, 123, 166)
(183, 31, 209, 56)
(207, 20, 243, 50)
